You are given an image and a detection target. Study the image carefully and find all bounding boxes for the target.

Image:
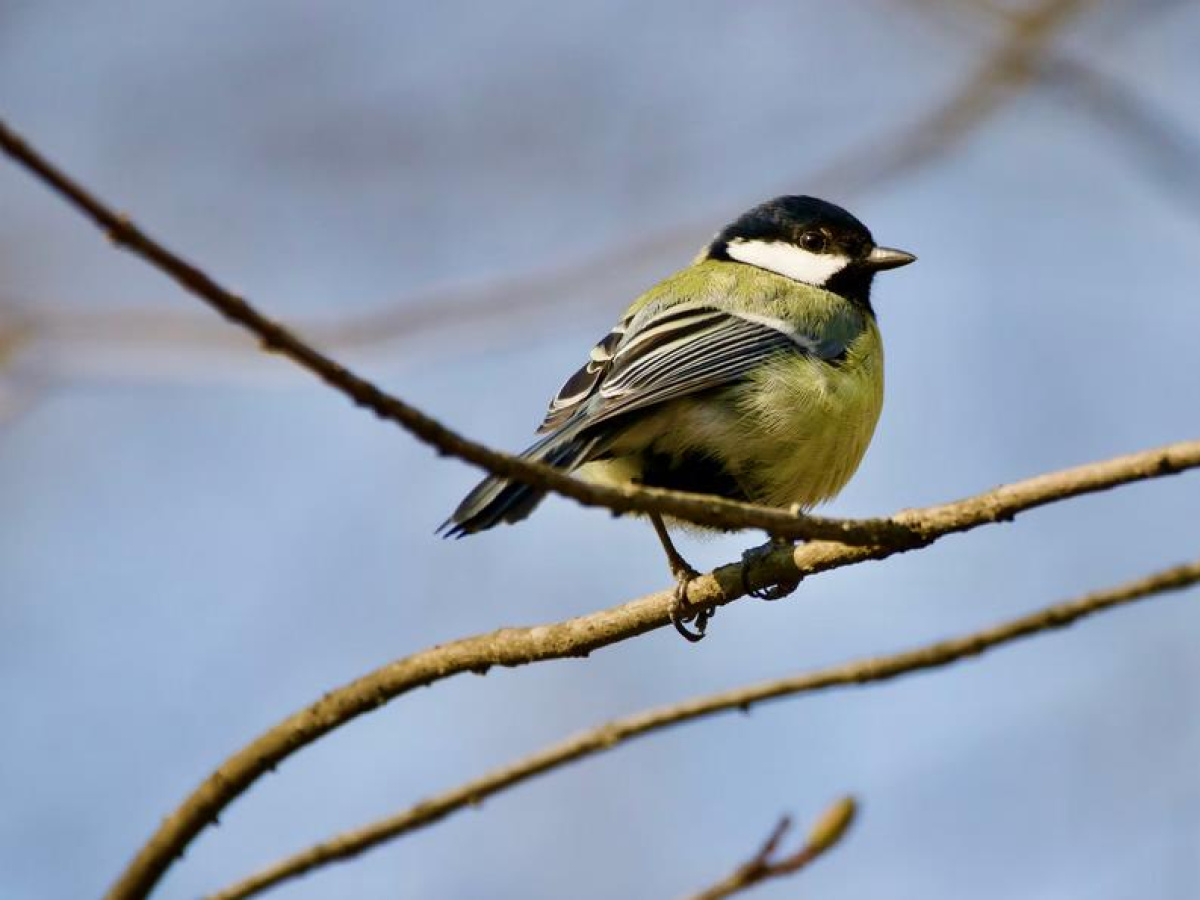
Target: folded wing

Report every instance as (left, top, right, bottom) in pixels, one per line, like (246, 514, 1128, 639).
(538, 302, 834, 435)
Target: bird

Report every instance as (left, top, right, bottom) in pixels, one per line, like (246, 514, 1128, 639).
(441, 195, 915, 640)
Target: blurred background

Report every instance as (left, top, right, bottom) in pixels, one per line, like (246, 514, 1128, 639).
(3, 1, 1200, 897)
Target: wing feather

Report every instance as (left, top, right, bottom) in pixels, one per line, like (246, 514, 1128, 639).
(537, 319, 629, 432)
(538, 301, 838, 435)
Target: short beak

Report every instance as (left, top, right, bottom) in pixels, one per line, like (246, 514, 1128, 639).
(864, 246, 917, 271)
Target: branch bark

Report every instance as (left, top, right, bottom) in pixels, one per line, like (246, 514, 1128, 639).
(816, 0, 1089, 194)
(5, 0, 1094, 377)
(9, 103, 1160, 548)
(207, 554, 1200, 900)
(0, 116, 925, 547)
(84, 447, 1197, 900)
(684, 799, 857, 900)
(3, 114, 1199, 900)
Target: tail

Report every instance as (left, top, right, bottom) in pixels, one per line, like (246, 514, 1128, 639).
(439, 425, 601, 537)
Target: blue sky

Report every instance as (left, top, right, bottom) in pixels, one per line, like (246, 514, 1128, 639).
(2, 2, 1199, 898)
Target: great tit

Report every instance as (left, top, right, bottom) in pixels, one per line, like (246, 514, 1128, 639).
(442, 196, 915, 639)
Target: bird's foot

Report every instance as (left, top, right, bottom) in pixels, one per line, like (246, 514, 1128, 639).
(741, 539, 800, 601)
(669, 565, 713, 642)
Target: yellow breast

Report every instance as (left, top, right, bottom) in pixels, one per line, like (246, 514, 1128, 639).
(728, 317, 884, 509)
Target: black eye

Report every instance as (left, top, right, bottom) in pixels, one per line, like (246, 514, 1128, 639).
(799, 231, 827, 252)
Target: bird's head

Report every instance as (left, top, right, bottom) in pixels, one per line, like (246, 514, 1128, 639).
(707, 195, 915, 309)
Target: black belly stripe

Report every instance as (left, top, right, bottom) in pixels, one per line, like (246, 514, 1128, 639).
(635, 449, 751, 504)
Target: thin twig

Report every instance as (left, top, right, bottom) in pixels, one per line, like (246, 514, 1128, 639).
(0, 0, 1095, 536)
(923, 0, 1200, 224)
(813, 0, 1091, 195)
(685, 799, 858, 900)
(207, 555, 1200, 900)
(56, 441, 1190, 900)
(4, 116, 1198, 550)
(3, 105, 1199, 900)
(0, 7, 1171, 895)
(1042, 55, 1200, 222)
(93, 442, 1200, 900)
(5, 0, 1092, 383)
(0, 0, 1100, 531)
(0, 114, 927, 547)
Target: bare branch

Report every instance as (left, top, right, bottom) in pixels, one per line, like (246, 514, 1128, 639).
(3, 114, 1199, 900)
(7, 0, 1092, 380)
(815, 0, 1092, 195)
(122, 443, 1200, 900)
(0, 4, 1181, 899)
(207, 555, 1200, 900)
(1042, 55, 1200, 222)
(0, 0, 1103, 524)
(84, 442, 1198, 900)
(685, 799, 857, 900)
(925, 0, 1200, 223)
(4, 118, 1198, 550)
(0, 115, 932, 547)
(0, 6, 1179, 891)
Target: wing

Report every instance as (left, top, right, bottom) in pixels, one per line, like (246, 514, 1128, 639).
(537, 302, 837, 434)
(537, 312, 633, 433)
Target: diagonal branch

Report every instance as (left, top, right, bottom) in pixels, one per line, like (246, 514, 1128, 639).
(815, 0, 1092, 194)
(207, 554, 1200, 900)
(86, 444, 1198, 900)
(0, 114, 920, 547)
(3, 115, 1199, 900)
(3, 120, 1198, 548)
(0, 0, 1098, 531)
(103, 444, 1200, 900)
(1041, 55, 1200, 222)
(684, 799, 857, 900)
(5, 0, 1094, 378)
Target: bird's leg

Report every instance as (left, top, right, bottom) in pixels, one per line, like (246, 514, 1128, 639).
(741, 535, 801, 601)
(650, 513, 711, 642)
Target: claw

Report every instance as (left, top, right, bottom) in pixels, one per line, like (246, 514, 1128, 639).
(650, 513, 718, 642)
(741, 540, 800, 601)
(669, 568, 710, 642)
(748, 581, 797, 601)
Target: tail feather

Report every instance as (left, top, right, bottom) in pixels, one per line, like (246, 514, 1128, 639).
(439, 427, 600, 537)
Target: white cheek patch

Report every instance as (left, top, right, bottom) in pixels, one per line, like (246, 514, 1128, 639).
(725, 238, 850, 287)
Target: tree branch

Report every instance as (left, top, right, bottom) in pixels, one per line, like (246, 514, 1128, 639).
(4, 0, 1094, 382)
(85, 444, 1198, 900)
(684, 799, 857, 900)
(206, 554, 1200, 900)
(3, 116, 1198, 900)
(0, 116, 928, 547)
(0, 0, 1097, 535)
(816, 0, 1091, 195)
(11, 100, 1163, 547)
(0, 4, 1181, 899)
(1041, 54, 1200, 222)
